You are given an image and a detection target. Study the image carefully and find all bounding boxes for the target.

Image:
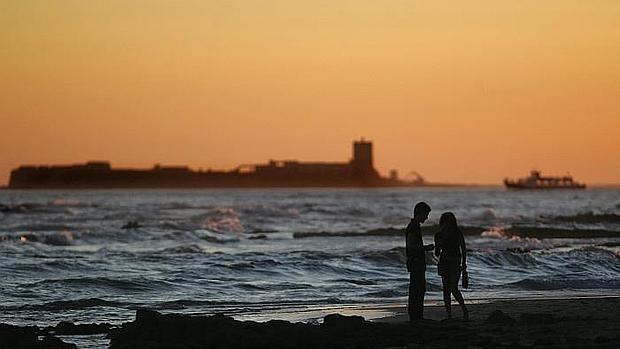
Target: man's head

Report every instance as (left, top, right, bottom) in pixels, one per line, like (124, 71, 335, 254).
(413, 202, 431, 223)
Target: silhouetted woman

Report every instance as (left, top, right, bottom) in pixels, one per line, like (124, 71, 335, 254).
(434, 212, 469, 320)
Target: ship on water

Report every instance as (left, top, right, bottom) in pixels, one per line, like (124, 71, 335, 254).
(504, 170, 586, 190)
(7, 139, 444, 189)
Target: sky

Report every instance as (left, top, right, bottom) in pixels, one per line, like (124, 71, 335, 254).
(1, 0, 619, 185)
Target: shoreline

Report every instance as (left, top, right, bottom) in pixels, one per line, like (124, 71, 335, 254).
(2, 296, 619, 348)
(230, 294, 620, 323)
(108, 296, 620, 348)
(372, 295, 620, 323)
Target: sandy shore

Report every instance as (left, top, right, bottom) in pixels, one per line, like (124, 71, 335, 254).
(107, 296, 619, 348)
(3, 296, 619, 348)
(375, 296, 620, 323)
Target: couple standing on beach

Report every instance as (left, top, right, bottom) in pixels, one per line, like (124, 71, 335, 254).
(405, 202, 469, 321)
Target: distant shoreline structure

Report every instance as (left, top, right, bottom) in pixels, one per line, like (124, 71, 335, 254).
(7, 140, 466, 189)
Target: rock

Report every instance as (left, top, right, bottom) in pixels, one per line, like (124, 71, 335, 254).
(595, 336, 610, 343)
(533, 337, 554, 346)
(485, 310, 516, 325)
(323, 313, 366, 330)
(135, 309, 160, 324)
(519, 313, 557, 324)
(0, 323, 77, 349)
(45, 321, 111, 335)
(40, 335, 78, 349)
(110, 309, 492, 349)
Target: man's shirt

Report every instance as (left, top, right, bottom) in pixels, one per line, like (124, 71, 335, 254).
(405, 219, 426, 269)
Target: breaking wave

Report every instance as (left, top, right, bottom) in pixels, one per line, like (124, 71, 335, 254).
(505, 278, 620, 291)
(551, 212, 620, 224)
(293, 225, 620, 240)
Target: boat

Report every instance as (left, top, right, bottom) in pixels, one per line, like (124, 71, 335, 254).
(504, 170, 586, 189)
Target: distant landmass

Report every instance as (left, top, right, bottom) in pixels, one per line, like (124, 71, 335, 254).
(7, 140, 456, 189)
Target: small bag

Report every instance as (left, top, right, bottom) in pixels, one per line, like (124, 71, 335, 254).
(462, 269, 469, 289)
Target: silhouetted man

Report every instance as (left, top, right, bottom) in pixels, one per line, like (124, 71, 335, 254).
(405, 202, 434, 321)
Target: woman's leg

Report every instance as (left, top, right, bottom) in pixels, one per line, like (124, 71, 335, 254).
(450, 270, 468, 320)
(441, 274, 452, 318)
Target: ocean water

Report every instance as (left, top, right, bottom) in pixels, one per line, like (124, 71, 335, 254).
(1, 188, 619, 327)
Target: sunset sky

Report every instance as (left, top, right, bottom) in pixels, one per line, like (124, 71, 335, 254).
(1, 0, 619, 185)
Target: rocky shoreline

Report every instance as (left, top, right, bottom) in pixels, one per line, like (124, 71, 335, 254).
(2, 297, 619, 349)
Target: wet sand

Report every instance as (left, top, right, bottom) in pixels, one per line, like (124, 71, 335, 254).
(106, 296, 619, 348)
(373, 296, 620, 348)
(3, 296, 619, 348)
(375, 296, 620, 323)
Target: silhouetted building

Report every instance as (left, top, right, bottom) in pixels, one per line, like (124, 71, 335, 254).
(8, 140, 422, 188)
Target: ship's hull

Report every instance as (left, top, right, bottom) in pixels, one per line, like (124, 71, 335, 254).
(504, 180, 586, 190)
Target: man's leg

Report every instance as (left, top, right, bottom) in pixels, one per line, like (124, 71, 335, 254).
(415, 272, 426, 319)
(409, 267, 426, 320)
(408, 272, 416, 320)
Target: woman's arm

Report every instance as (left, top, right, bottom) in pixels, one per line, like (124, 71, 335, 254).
(459, 231, 467, 269)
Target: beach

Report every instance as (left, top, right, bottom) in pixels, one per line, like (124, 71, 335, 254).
(85, 296, 620, 348)
(4, 296, 618, 348)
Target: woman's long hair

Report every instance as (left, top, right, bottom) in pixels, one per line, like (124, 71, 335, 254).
(437, 212, 461, 259)
(439, 212, 459, 235)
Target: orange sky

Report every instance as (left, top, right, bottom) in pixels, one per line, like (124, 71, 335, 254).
(1, 1, 619, 185)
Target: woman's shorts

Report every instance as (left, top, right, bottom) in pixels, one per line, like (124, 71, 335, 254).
(438, 256, 461, 280)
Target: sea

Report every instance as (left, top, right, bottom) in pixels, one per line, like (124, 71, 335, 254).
(1, 188, 619, 333)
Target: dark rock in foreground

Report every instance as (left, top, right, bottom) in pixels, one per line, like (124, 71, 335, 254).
(0, 323, 77, 349)
(109, 307, 620, 349)
(485, 310, 515, 325)
(45, 321, 112, 335)
(109, 309, 476, 349)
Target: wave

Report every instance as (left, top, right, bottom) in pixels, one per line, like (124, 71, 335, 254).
(5, 223, 75, 232)
(364, 289, 405, 298)
(194, 230, 241, 243)
(10, 298, 123, 311)
(23, 277, 174, 292)
(505, 226, 620, 239)
(0, 203, 63, 214)
(506, 278, 620, 291)
(17, 231, 76, 246)
(358, 247, 407, 264)
(1, 296, 360, 314)
(551, 212, 620, 224)
(148, 297, 358, 313)
(0, 200, 96, 215)
(191, 208, 245, 233)
(47, 199, 97, 208)
(220, 259, 283, 271)
(237, 204, 300, 218)
(292, 225, 620, 240)
(331, 278, 377, 286)
(291, 226, 481, 239)
(293, 228, 402, 239)
(475, 208, 498, 222)
(156, 244, 205, 254)
(470, 250, 540, 268)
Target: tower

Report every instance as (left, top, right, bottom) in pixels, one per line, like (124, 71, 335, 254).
(350, 139, 379, 180)
(353, 139, 373, 169)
